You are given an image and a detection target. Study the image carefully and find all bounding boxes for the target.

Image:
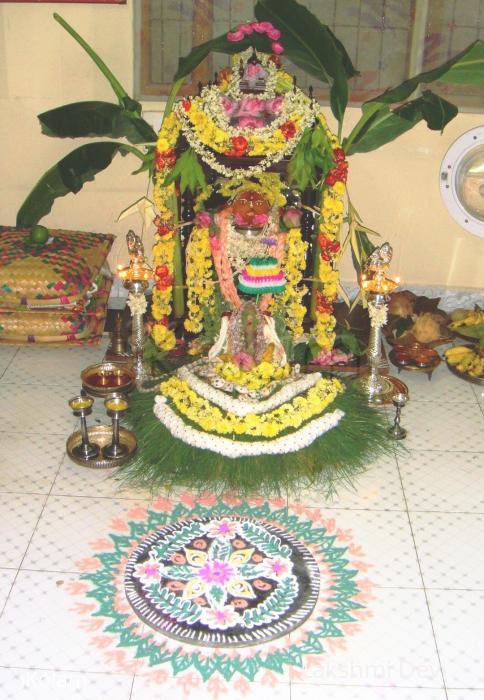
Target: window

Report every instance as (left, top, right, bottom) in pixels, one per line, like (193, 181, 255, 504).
(137, 0, 484, 108)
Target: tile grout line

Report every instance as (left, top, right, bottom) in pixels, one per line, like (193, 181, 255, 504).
(0, 347, 20, 381)
(0, 448, 67, 622)
(395, 450, 450, 700)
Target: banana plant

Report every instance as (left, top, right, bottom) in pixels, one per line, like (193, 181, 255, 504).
(16, 13, 157, 227)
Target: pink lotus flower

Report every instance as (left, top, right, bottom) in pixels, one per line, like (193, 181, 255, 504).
(271, 41, 284, 54)
(200, 605, 241, 630)
(222, 97, 236, 114)
(251, 22, 266, 33)
(238, 23, 254, 35)
(198, 560, 235, 585)
(239, 97, 264, 113)
(227, 30, 244, 42)
(247, 63, 265, 78)
(255, 21, 275, 33)
(267, 28, 281, 40)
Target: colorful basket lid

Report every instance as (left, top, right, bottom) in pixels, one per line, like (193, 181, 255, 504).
(0, 227, 114, 309)
(238, 256, 286, 295)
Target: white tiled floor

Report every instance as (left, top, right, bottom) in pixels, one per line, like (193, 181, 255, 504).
(0, 339, 482, 699)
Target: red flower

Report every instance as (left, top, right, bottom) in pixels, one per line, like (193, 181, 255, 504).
(155, 148, 177, 171)
(316, 291, 334, 315)
(333, 147, 346, 163)
(181, 99, 191, 112)
(267, 54, 282, 68)
(318, 234, 340, 261)
(280, 121, 296, 139)
(224, 135, 248, 157)
(156, 223, 173, 238)
(155, 265, 174, 290)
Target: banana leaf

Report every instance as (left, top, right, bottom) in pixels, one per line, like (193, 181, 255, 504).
(39, 101, 157, 144)
(254, 0, 357, 123)
(344, 91, 458, 155)
(53, 13, 134, 109)
(16, 142, 144, 227)
(365, 40, 484, 106)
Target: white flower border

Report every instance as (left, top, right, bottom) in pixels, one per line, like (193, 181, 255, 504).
(154, 396, 345, 458)
(177, 364, 324, 417)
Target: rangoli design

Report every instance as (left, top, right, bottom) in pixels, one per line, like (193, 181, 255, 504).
(70, 494, 373, 694)
(124, 517, 319, 646)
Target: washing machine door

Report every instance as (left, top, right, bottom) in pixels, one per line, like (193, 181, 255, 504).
(440, 126, 484, 238)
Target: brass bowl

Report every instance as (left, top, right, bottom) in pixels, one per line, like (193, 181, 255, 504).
(66, 424, 137, 468)
(81, 361, 135, 397)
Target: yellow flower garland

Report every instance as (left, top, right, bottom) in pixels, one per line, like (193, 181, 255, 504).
(159, 375, 344, 438)
(216, 360, 291, 391)
(184, 225, 215, 334)
(273, 227, 308, 340)
(151, 111, 182, 352)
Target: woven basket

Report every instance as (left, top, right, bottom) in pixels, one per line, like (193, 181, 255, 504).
(0, 275, 112, 345)
(0, 226, 114, 309)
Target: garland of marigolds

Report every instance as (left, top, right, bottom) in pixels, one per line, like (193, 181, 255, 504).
(151, 111, 181, 351)
(311, 116, 348, 352)
(151, 57, 348, 353)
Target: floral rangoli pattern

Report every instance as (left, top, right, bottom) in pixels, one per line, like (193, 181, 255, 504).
(69, 493, 374, 695)
(124, 516, 319, 645)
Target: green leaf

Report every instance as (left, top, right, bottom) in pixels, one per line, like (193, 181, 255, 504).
(16, 142, 141, 227)
(255, 0, 357, 123)
(174, 33, 272, 83)
(53, 13, 130, 107)
(366, 40, 484, 106)
(164, 148, 206, 194)
(350, 229, 376, 274)
(38, 102, 157, 144)
(344, 91, 457, 155)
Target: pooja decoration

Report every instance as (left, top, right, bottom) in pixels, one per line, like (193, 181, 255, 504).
(70, 494, 374, 692)
(124, 516, 319, 646)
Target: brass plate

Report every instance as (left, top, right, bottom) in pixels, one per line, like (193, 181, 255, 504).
(81, 361, 135, 398)
(66, 424, 137, 469)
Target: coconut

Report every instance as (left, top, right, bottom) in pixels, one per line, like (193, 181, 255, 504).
(412, 313, 444, 343)
(388, 291, 415, 318)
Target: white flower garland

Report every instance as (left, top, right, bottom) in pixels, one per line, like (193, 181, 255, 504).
(154, 396, 344, 458)
(177, 364, 323, 417)
(174, 97, 316, 179)
(127, 292, 147, 316)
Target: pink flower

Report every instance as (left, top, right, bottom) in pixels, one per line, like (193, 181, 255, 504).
(253, 213, 269, 226)
(282, 206, 302, 228)
(256, 21, 275, 33)
(206, 518, 239, 539)
(265, 96, 284, 113)
(200, 605, 241, 630)
(239, 97, 264, 113)
(222, 97, 236, 114)
(251, 22, 266, 33)
(196, 211, 212, 227)
(238, 23, 254, 35)
(227, 30, 244, 42)
(198, 560, 235, 585)
(247, 63, 264, 78)
(267, 28, 281, 40)
(237, 116, 265, 128)
(271, 41, 284, 55)
(133, 558, 162, 584)
(233, 351, 255, 370)
(234, 211, 247, 226)
(261, 555, 293, 579)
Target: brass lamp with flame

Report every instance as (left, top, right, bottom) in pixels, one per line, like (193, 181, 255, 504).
(356, 243, 405, 403)
(118, 231, 153, 383)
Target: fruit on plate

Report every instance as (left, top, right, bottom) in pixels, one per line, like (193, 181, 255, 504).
(444, 345, 484, 378)
(388, 291, 415, 317)
(449, 309, 484, 329)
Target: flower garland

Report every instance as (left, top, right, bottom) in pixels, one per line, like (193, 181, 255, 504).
(154, 395, 345, 458)
(273, 227, 308, 340)
(151, 111, 182, 351)
(215, 359, 291, 391)
(178, 363, 323, 417)
(311, 115, 348, 351)
(174, 85, 316, 179)
(158, 374, 344, 439)
(184, 225, 215, 334)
